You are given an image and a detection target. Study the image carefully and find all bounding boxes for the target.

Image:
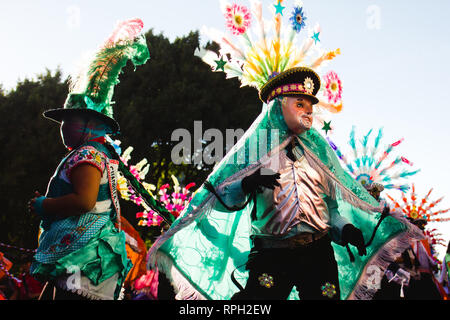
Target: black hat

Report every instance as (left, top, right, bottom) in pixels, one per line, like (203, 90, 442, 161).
(259, 67, 321, 104)
(43, 93, 120, 134)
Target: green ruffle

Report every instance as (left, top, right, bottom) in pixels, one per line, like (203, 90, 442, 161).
(32, 220, 132, 299)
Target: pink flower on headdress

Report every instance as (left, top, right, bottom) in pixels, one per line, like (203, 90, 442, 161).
(224, 4, 252, 35)
(324, 71, 343, 104)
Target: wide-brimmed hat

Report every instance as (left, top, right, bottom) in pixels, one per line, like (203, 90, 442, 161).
(259, 67, 321, 104)
(43, 93, 119, 134)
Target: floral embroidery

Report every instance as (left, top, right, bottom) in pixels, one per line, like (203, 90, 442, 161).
(60, 234, 73, 246)
(63, 146, 106, 177)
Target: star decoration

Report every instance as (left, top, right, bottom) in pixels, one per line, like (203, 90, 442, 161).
(214, 56, 227, 72)
(274, 1, 285, 16)
(322, 121, 332, 135)
(312, 31, 321, 44)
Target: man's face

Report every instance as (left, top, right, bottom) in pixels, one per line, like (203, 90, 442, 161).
(281, 96, 314, 135)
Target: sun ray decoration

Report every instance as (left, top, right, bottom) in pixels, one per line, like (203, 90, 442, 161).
(327, 127, 419, 192)
(387, 184, 450, 247)
(196, 0, 343, 120)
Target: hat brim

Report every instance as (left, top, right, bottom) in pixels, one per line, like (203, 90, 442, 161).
(43, 108, 119, 134)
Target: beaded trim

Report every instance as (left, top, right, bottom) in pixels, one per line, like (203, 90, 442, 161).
(267, 82, 315, 102)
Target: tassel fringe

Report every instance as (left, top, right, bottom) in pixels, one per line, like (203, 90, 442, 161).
(154, 251, 207, 300)
(347, 210, 425, 300)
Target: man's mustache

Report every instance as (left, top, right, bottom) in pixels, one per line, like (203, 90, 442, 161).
(299, 114, 312, 124)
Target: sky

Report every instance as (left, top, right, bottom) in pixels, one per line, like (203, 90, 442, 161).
(1, 0, 449, 259)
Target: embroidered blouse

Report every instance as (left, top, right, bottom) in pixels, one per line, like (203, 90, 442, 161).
(33, 142, 116, 265)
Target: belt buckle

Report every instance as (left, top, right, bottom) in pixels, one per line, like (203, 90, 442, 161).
(289, 234, 312, 248)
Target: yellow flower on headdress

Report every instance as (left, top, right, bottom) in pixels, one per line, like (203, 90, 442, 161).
(303, 77, 314, 94)
(410, 206, 419, 219)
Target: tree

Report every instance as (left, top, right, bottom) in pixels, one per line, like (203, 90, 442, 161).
(0, 30, 261, 250)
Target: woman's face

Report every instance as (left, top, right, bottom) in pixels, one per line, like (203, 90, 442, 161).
(60, 116, 89, 149)
(60, 115, 108, 149)
(281, 96, 314, 135)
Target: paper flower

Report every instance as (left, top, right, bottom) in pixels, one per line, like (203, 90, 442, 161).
(224, 3, 252, 35)
(323, 71, 343, 104)
(290, 6, 307, 33)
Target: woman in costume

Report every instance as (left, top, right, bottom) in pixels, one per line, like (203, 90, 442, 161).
(27, 19, 154, 300)
(147, 1, 423, 300)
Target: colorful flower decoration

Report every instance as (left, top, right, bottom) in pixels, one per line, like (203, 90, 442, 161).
(387, 184, 450, 252)
(196, 0, 342, 95)
(323, 71, 343, 104)
(327, 127, 419, 193)
(290, 6, 307, 33)
(224, 3, 252, 35)
(258, 273, 274, 288)
(321, 282, 337, 298)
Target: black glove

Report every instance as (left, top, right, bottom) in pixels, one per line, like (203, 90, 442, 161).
(382, 204, 390, 216)
(342, 224, 367, 256)
(241, 168, 281, 194)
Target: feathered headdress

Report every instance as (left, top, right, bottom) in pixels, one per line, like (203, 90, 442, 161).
(195, 0, 343, 113)
(327, 126, 420, 192)
(43, 18, 150, 134)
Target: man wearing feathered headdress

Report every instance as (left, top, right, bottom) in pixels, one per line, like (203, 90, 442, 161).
(148, 1, 423, 300)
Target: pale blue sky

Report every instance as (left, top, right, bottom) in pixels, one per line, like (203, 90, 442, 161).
(1, 0, 449, 258)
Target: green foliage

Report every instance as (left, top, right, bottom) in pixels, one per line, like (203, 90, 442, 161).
(0, 30, 260, 251)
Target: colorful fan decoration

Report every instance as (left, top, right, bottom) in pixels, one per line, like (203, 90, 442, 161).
(387, 184, 450, 226)
(327, 126, 419, 192)
(195, 0, 343, 114)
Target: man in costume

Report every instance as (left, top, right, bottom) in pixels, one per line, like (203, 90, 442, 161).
(212, 69, 371, 300)
(148, 1, 423, 300)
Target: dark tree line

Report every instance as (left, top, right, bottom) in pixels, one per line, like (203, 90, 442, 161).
(0, 30, 260, 254)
